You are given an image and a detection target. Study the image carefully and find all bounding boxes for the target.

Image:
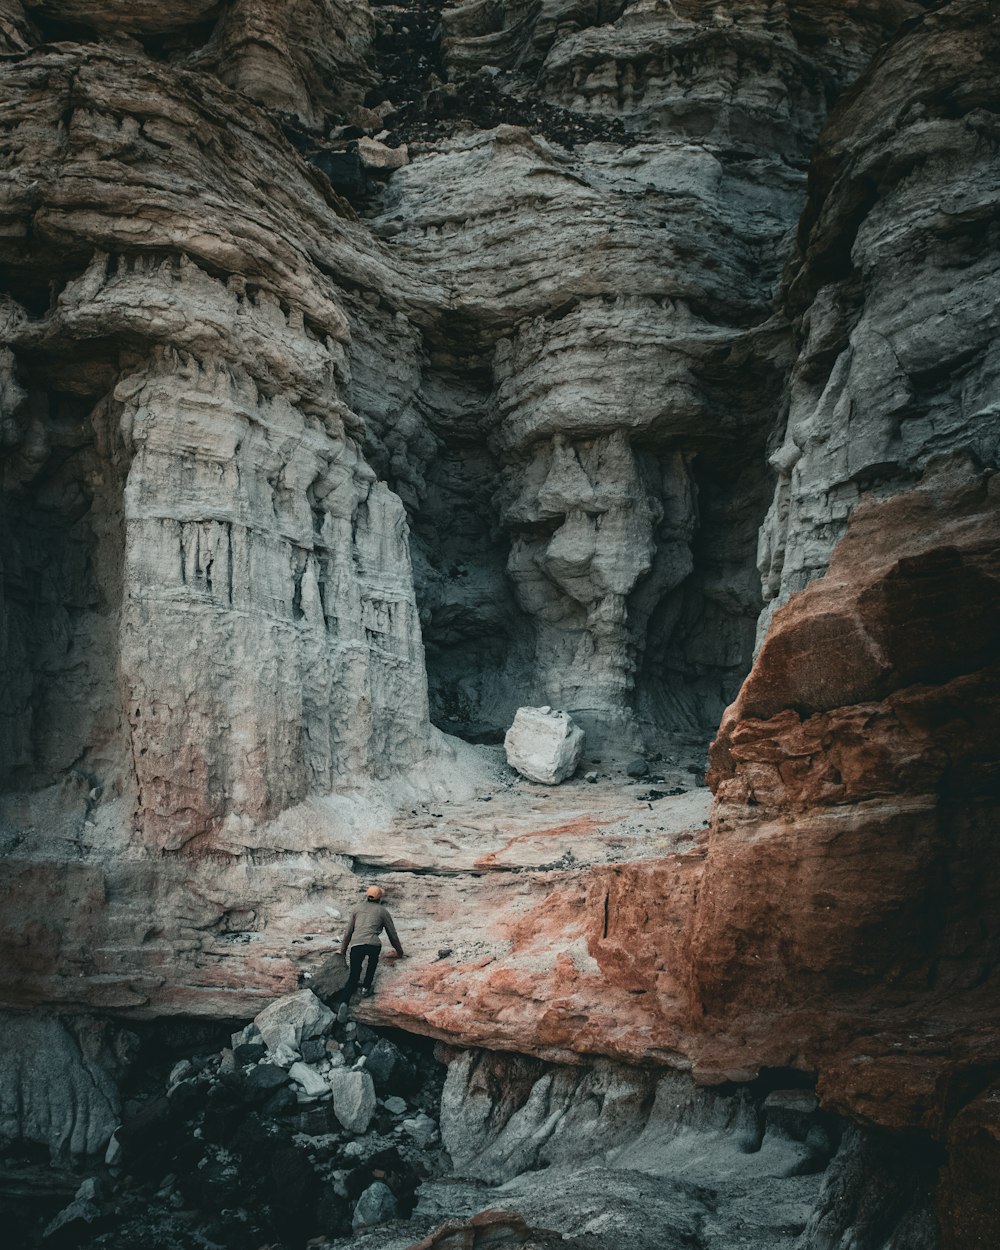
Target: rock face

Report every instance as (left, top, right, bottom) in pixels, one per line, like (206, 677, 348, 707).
(702, 457, 1000, 1131)
(757, 0, 1000, 640)
(0, 43, 434, 853)
(1, 0, 999, 1245)
(0, 1012, 122, 1162)
(503, 706, 583, 784)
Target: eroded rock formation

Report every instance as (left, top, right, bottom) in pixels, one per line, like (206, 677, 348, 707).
(1, 0, 998, 1245)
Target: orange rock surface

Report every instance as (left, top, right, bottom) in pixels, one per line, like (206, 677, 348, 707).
(360, 460, 1000, 1143)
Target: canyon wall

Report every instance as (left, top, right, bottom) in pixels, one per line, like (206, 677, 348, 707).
(1, 0, 998, 1244)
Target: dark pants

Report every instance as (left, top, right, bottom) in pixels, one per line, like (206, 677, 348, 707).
(339, 944, 380, 1003)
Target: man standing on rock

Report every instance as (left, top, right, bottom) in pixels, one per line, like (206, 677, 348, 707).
(337, 885, 405, 1021)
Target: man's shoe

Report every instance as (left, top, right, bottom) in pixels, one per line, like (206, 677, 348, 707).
(361, 987, 373, 998)
(336, 1001, 350, 1023)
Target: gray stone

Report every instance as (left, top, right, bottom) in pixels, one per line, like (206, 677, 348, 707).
(504, 707, 584, 785)
(289, 1061, 328, 1098)
(356, 137, 409, 172)
(230, 1024, 260, 1051)
(0, 1012, 120, 1161)
(383, 1096, 407, 1115)
(401, 1111, 438, 1148)
(167, 1059, 193, 1088)
(353, 1180, 398, 1230)
(328, 1068, 377, 1134)
(244, 1064, 288, 1094)
(104, 1130, 122, 1167)
(300, 1038, 327, 1064)
(252, 990, 334, 1054)
(268, 1042, 302, 1068)
(366, 1038, 415, 1096)
(43, 1177, 103, 1239)
(626, 758, 649, 778)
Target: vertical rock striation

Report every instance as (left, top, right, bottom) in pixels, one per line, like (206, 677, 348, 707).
(0, 43, 434, 847)
(759, 0, 1000, 635)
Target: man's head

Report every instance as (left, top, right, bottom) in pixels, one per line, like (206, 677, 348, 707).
(366, 885, 383, 901)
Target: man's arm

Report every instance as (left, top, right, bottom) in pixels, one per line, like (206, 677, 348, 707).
(382, 910, 404, 958)
(339, 912, 356, 956)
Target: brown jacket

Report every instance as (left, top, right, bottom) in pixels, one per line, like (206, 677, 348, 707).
(340, 901, 403, 956)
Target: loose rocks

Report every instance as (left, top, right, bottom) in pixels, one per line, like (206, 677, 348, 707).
(289, 1062, 328, 1098)
(244, 1064, 289, 1096)
(401, 1111, 438, 1147)
(357, 136, 409, 171)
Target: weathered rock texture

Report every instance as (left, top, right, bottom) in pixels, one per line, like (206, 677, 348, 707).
(503, 705, 583, 783)
(1, 0, 999, 1243)
(0, 42, 433, 850)
(0, 1011, 122, 1161)
(355, 463, 999, 1145)
(758, 0, 1000, 638)
(418, 1048, 938, 1250)
(704, 457, 1000, 1131)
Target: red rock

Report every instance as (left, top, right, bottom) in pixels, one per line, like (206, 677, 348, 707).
(406, 1209, 556, 1250)
(697, 460, 1000, 1134)
(937, 1083, 1000, 1250)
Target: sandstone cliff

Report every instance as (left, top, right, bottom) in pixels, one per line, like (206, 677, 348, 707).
(1, 0, 997, 1245)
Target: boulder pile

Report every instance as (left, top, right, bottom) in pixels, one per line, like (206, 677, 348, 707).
(39, 991, 445, 1249)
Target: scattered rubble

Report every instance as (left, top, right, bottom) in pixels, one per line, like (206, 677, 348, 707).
(21, 993, 447, 1250)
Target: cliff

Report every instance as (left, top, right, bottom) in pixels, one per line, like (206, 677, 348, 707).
(1, 0, 997, 1245)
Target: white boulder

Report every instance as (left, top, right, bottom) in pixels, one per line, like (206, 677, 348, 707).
(504, 707, 584, 784)
(252, 989, 334, 1054)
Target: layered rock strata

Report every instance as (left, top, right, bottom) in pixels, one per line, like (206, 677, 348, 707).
(758, 0, 1000, 637)
(0, 2, 998, 1245)
(0, 43, 434, 849)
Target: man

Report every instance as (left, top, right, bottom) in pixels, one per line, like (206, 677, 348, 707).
(336, 885, 404, 1021)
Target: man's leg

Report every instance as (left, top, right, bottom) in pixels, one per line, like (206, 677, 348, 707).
(360, 945, 381, 993)
(339, 945, 366, 1005)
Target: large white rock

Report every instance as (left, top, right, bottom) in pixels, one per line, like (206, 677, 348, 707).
(328, 1068, 377, 1134)
(252, 990, 334, 1054)
(504, 707, 584, 785)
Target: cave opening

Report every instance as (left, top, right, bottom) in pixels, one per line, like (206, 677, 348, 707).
(410, 435, 534, 745)
(0, 381, 131, 808)
(407, 417, 773, 756)
(636, 447, 772, 743)
(23, 6, 225, 61)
